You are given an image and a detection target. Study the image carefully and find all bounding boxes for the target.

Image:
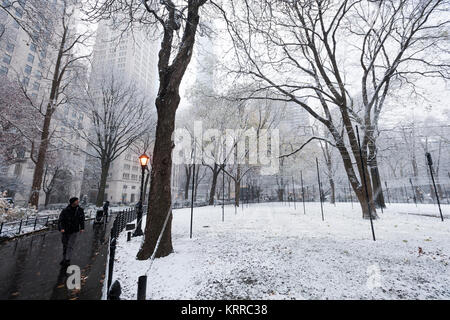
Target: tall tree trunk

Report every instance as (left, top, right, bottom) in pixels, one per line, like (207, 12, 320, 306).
(194, 165, 200, 201)
(29, 107, 52, 208)
(329, 123, 378, 219)
(184, 165, 192, 200)
(368, 141, 386, 209)
(322, 141, 335, 204)
(234, 164, 241, 207)
(143, 169, 150, 203)
(329, 176, 336, 204)
(96, 160, 110, 207)
(208, 163, 219, 205)
(137, 94, 177, 259)
(137, 0, 205, 260)
(28, 25, 67, 209)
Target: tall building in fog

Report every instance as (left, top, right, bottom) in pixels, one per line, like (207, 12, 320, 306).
(85, 22, 159, 204)
(0, 1, 89, 206)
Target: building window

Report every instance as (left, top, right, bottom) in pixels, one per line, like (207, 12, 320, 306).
(123, 185, 127, 189)
(123, 173, 129, 180)
(24, 65, 32, 74)
(32, 82, 40, 91)
(14, 163, 22, 176)
(30, 43, 37, 52)
(22, 77, 29, 87)
(3, 54, 12, 64)
(35, 70, 42, 80)
(0, 66, 8, 75)
(27, 54, 34, 63)
(15, 6, 23, 17)
(6, 43, 14, 53)
(124, 164, 130, 170)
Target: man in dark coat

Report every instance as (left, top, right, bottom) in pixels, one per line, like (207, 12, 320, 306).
(58, 197, 85, 266)
(103, 200, 110, 223)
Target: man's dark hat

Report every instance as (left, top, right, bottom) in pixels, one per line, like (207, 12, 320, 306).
(69, 197, 79, 205)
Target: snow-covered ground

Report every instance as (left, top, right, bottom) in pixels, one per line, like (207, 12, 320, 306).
(113, 202, 450, 300)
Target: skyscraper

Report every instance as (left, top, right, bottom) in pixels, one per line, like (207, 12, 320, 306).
(86, 22, 159, 204)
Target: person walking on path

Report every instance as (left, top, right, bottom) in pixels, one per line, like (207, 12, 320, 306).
(58, 197, 85, 266)
(103, 201, 110, 223)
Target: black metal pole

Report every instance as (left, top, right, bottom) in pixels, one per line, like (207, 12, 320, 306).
(348, 179, 353, 209)
(133, 166, 145, 237)
(316, 158, 324, 221)
(292, 176, 297, 210)
(409, 178, 417, 207)
(222, 164, 225, 222)
(385, 181, 391, 204)
(426, 153, 444, 221)
(301, 170, 306, 215)
(356, 126, 376, 241)
(107, 229, 116, 292)
(190, 162, 195, 238)
(241, 179, 244, 212)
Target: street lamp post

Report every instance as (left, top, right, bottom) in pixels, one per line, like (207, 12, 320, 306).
(133, 153, 150, 237)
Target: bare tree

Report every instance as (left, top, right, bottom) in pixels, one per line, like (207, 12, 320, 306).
(2, 0, 92, 208)
(85, 0, 208, 259)
(213, 0, 449, 218)
(77, 75, 151, 207)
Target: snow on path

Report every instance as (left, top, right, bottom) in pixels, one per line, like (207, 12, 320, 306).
(113, 202, 450, 300)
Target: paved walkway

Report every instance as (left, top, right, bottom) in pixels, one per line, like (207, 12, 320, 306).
(0, 218, 113, 300)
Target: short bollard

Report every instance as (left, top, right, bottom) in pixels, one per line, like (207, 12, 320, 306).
(108, 280, 122, 300)
(137, 275, 147, 300)
(127, 232, 132, 242)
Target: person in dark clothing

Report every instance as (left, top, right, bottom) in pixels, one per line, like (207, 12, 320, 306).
(58, 197, 85, 266)
(103, 201, 110, 223)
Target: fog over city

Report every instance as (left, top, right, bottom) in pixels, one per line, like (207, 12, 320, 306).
(0, 0, 449, 304)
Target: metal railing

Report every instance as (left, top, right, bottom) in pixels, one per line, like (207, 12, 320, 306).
(0, 208, 113, 239)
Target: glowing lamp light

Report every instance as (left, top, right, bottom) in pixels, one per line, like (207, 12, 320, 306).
(139, 153, 150, 167)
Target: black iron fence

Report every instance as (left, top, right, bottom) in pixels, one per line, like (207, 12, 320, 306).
(107, 207, 144, 299)
(0, 208, 125, 239)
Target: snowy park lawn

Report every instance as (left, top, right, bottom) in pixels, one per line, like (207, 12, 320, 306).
(113, 202, 450, 300)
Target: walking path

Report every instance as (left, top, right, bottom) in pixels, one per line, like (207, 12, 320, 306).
(0, 218, 113, 300)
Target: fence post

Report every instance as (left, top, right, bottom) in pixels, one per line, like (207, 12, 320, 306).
(316, 158, 324, 221)
(426, 152, 444, 221)
(33, 216, 38, 231)
(17, 219, 23, 234)
(137, 275, 147, 300)
(0, 222, 3, 235)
